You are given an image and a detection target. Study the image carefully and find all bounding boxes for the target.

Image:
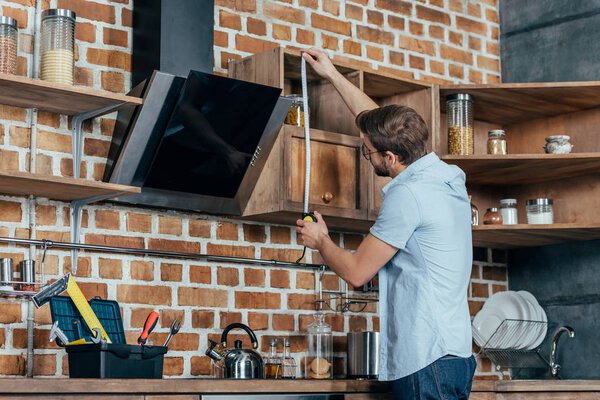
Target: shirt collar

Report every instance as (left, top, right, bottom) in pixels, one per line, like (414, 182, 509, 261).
(381, 152, 440, 195)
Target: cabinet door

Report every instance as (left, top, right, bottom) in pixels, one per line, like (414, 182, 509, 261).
(286, 126, 368, 220)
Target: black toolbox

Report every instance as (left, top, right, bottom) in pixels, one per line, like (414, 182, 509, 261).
(50, 296, 167, 378)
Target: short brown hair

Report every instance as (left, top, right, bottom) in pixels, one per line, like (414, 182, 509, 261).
(356, 105, 429, 165)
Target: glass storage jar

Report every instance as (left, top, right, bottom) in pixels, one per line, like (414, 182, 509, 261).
(483, 207, 503, 225)
(526, 198, 553, 224)
(487, 129, 507, 155)
(469, 195, 479, 226)
(284, 94, 306, 127)
(499, 198, 518, 225)
(447, 93, 474, 155)
(40, 9, 76, 85)
(0, 16, 18, 75)
(305, 312, 332, 379)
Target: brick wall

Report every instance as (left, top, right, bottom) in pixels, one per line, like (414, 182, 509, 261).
(0, 0, 506, 379)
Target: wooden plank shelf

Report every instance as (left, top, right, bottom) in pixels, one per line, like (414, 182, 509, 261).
(0, 170, 140, 202)
(440, 81, 600, 125)
(0, 73, 142, 115)
(472, 223, 600, 249)
(442, 153, 600, 185)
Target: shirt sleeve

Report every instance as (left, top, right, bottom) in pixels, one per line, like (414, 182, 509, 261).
(369, 183, 421, 250)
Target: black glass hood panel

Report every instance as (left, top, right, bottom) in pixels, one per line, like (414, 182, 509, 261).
(105, 70, 291, 215)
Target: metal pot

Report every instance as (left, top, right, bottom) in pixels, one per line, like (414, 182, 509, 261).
(347, 331, 379, 379)
(206, 322, 265, 379)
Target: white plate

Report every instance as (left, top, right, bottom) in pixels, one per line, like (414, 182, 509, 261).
(518, 290, 548, 349)
(514, 291, 539, 349)
(472, 291, 527, 349)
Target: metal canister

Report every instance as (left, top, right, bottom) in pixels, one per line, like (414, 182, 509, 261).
(0, 258, 13, 284)
(19, 259, 35, 291)
(347, 331, 379, 379)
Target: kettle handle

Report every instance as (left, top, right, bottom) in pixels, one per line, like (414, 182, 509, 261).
(221, 323, 259, 349)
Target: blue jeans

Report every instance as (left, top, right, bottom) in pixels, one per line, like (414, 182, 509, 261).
(390, 355, 477, 400)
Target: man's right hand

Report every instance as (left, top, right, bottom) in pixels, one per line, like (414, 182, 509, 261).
(302, 48, 340, 82)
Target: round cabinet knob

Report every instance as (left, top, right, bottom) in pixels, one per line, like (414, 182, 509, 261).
(322, 192, 334, 204)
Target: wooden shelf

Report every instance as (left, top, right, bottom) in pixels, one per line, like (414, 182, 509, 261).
(0, 73, 142, 115)
(440, 82, 600, 125)
(0, 170, 140, 202)
(472, 223, 600, 249)
(442, 153, 600, 185)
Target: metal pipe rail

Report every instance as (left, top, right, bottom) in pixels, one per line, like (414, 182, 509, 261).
(0, 236, 325, 270)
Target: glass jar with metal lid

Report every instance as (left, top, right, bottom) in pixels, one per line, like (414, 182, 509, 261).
(284, 94, 306, 127)
(526, 198, 553, 224)
(447, 93, 474, 155)
(483, 207, 503, 225)
(0, 16, 18, 75)
(40, 9, 76, 85)
(499, 198, 518, 225)
(487, 129, 507, 155)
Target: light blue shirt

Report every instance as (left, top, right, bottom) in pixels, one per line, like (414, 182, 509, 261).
(370, 152, 473, 380)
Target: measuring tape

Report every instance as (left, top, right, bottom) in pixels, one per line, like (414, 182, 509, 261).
(33, 273, 112, 343)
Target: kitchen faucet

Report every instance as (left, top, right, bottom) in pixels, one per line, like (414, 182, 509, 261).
(549, 326, 575, 378)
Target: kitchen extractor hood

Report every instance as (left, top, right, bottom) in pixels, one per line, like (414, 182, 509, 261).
(104, 70, 292, 215)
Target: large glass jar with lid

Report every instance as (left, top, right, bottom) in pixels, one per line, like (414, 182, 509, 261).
(305, 312, 332, 379)
(447, 93, 474, 155)
(40, 9, 76, 85)
(0, 16, 18, 75)
(284, 94, 306, 127)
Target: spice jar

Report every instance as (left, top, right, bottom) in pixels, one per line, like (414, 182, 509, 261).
(526, 198, 554, 224)
(0, 16, 18, 75)
(447, 93, 474, 155)
(487, 129, 507, 155)
(499, 198, 518, 225)
(483, 207, 503, 225)
(469, 195, 479, 226)
(284, 94, 306, 127)
(40, 9, 76, 85)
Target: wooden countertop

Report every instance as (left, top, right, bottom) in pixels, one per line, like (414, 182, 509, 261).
(472, 380, 600, 392)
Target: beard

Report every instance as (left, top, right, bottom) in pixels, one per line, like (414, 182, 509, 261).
(373, 159, 390, 177)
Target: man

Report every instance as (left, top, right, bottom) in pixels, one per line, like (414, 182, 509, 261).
(296, 48, 476, 399)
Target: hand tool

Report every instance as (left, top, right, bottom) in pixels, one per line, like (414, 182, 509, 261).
(32, 273, 112, 343)
(48, 321, 70, 347)
(138, 309, 159, 345)
(91, 327, 107, 344)
(163, 319, 181, 347)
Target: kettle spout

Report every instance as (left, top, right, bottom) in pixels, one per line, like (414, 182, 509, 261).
(206, 339, 223, 361)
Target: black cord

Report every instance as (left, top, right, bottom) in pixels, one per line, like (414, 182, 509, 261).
(295, 246, 307, 263)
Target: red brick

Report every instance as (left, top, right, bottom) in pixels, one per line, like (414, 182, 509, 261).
(75, 66, 93, 86)
(99, 258, 123, 279)
(478, 55, 500, 71)
(86, 233, 144, 249)
(58, 0, 116, 23)
(192, 310, 214, 329)
(148, 238, 199, 253)
(33, 354, 56, 375)
(126, 213, 152, 233)
(220, 51, 241, 69)
(409, 21, 424, 36)
(429, 25, 445, 40)
(270, 269, 290, 289)
(0, 328, 4, 348)
(34, 204, 56, 226)
(0, 303, 23, 323)
(265, 2, 305, 24)
(492, 283, 507, 294)
(216, 0, 256, 12)
(35, 154, 52, 175)
(178, 287, 228, 307)
(366, 45, 383, 62)
(486, 8, 500, 24)
(76, 281, 108, 299)
(101, 71, 125, 93)
(0, 149, 19, 170)
(165, 332, 200, 352)
(409, 54, 426, 70)
(9, 126, 30, 147)
(375, 0, 412, 15)
(95, 210, 120, 230)
(270, 226, 291, 244)
(311, 13, 351, 35)
(122, 8, 132, 27)
(131, 260, 154, 281)
(242, 224, 265, 243)
(217, 266, 239, 286)
(0, 105, 27, 122)
(323, 0, 340, 15)
(164, 357, 184, 376)
(87, 48, 130, 70)
(0, 200, 22, 222)
(295, 272, 315, 290)
(214, 30, 228, 48)
(367, 9, 383, 25)
(469, 300, 484, 316)
(37, 130, 70, 153)
(248, 312, 269, 330)
(287, 293, 316, 310)
(487, 41, 500, 56)
(0, 355, 26, 375)
(349, 315, 367, 332)
(2, 6, 28, 28)
(416, 5, 450, 25)
(272, 314, 295, 331)
(207, 243, 254, 258)
(343, 40, 361, 56)
(216, 222, 238, 241)
(399, 36, 436, 56)
(345, 4, 362, 21)
(244, 268, 265, 287)
(189, 219, 211, 238)
(161, 262, 183, 282)
(191, 356, 212, 376)
(247, 17, 266, 36)
(389, 51, 405, 67)
(482, 266, 506, 281)
(84, 137, 110, 158)
(64, 256, 92, 277)
(219, 9, 242, 30)
(297, 28, 315, 45)
(299, 0, 317, 7)
(158, 216, 182, 235)
(449, 30, 463, 47)
(117, 284, 171, 305)
(235, 291, 280, 309)
(103, 27, 128, 47)
(261, 247, 302, 262)
(37, 111, 61, 128)
(456, 15, 488, 36)
(272, 23, 292, 41)
(219, 311, 242, 328)
(449, 64, 465, 80)
(190, 265, 212, 284)
(440, 45, 473, 64)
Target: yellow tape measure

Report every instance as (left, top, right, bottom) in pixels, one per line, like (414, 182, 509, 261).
(66, 275, 111, 343)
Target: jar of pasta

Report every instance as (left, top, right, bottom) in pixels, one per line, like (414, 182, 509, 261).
(284, 94, 306, 127)
(447, 93, 474, 155)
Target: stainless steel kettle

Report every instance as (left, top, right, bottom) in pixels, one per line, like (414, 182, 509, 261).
(206, 322, 265, 379)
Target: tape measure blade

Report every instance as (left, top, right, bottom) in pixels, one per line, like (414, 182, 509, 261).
(66, 276, 112, 344)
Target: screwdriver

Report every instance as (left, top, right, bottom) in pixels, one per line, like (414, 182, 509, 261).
(138, 309, 159, 345)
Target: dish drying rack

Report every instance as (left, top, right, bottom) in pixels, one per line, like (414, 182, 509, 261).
(473, 319, 551, 371)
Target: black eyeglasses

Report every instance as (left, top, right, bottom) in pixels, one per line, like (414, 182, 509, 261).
(361, 143, 384, 161)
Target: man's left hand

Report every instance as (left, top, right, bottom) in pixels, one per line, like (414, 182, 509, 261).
(296, 211, 329, 250)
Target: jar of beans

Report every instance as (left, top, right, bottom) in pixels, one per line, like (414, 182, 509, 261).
(447, 93, 474, 155)
(0, 16, 18, 75)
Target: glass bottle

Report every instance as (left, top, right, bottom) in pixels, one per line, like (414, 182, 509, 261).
(447, 93, 474, 155)
(40, 9, 76, 85)
(305, 312, 332, 379)
(469, 195, 479, 226)
(265, 338, 282, 379)
(499, 198, 518, 225)
(0, 16, 18, 75)
(483, 207, 503, 225)
(284, 94, 305, 127)
(487, 129, 507, 155)
(281, 338, 297, 379)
